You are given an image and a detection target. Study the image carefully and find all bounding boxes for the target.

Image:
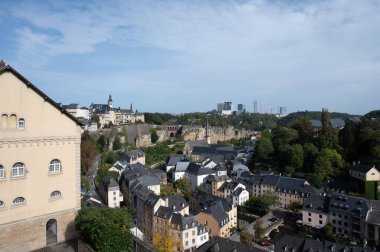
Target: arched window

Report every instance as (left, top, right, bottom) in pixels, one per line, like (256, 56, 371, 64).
(18, 118, 25, 129)
(12, 163, 25, 177)
(50, 191, 62, 199)
(0, 165, 4, 179)
(13, 197, 26, 206)
(49, 160, 61, 173)
(9, 114, 17, 129)
(0, 200, 4, 208)
(1, 114, 7, 129)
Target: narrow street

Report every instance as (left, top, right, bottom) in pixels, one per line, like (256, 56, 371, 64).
(86, 155, 101, 200)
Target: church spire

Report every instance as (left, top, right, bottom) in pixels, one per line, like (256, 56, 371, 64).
(108, 95, 113, 109)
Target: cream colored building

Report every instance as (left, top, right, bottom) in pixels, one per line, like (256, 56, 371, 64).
(0, 63, 81, 251)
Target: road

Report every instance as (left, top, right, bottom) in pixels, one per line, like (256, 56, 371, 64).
(86, 155, 101, 199)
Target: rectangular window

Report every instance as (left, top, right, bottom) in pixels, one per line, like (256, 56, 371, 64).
(12, 167, 24, 177)
(308, 212, 311, 216)
(0, 169, 4, 179)
(192, 239, 195, 244)
(185, 232, 188, 238)
(319, 214, 323, 218)
(308, 218, 311, 222)
(319, 220, 322, 225)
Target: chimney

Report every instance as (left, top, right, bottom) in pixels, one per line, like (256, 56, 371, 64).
(165, 197, 169, 207)
(0, 60, 5, 68)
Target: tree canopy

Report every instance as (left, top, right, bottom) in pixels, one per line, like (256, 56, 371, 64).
(75, 207, 133, 252)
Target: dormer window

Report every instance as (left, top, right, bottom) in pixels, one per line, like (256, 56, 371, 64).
(18, 118, 25, 129)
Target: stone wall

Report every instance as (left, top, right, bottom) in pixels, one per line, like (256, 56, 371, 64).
(0, 209, 78, 252)
(182, 126, 253, 143)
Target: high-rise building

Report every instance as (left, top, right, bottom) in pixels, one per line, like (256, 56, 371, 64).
(0, 62, 81, 251)
(217, 103, 224, 113)
(223, 102, 232, 111)
(253, 100, 258, 113)
(279, 106, 287, 116)
(237, 104, 246, 112)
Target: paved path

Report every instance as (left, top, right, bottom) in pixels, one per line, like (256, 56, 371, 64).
(86, 155, 101, 199)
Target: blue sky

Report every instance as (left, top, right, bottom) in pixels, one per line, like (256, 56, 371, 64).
(1, 0, 379, 114)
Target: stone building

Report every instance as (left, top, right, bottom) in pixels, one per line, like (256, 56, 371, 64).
(0, 62, 81, 251)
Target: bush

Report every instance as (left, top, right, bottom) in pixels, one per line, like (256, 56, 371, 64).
(75, 207, 133, 252)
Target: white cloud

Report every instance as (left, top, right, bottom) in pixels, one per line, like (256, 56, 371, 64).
(5, 0, 380, 113)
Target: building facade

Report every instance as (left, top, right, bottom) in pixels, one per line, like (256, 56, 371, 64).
(0, 63, 81, 251)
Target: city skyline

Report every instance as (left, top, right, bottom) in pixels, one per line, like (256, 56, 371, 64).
(1, 0, 380, 115)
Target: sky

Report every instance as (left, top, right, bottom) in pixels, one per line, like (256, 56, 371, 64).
(0, 0, 379, 115)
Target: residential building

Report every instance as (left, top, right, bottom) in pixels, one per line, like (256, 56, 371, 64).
(185, 163, 216, 190)
(0, 62, 81, 251)
(203, 175, 231, 196)
(242, 174, 318, 208)
(195, 203, 230, 238)
(349, 163, 380, 182)
(301, 195, 329, 229)
(120, 149, 145, 165)
(166, 154, 188, 173)
(98, 176, 123, 208)
(154, 206, 209, 251)
(301, 194, 380, 243)
(163, 194, 190, 215)
(274, 234, 375, 252)
(195, 236, 266, 252)
(189, 191, 237, 230)
(90, 95, 144, 128)
(61, 103, 90, 120)
(173, 161, 190, 182)
(366, 200, 380, 247)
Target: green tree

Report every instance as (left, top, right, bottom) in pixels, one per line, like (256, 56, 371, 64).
(97, 134, 108, 152)
(255, 138, 274, 161)
(303, 143, 319, 172)
(291, 117, 314, 144)
(253, 219, 264, 242)
(247, 192, 278, 216)
(75, 207, 133, 252)
(113, 135, 122, 150)
(323, 224, 337, 242)
(151, 130, 159, 143)
(287, 200, 302, 212)
(240, 227, 253, 245)
(287, 144, 304, 172)
(272, 126, 299, 150)
(313, 153, 332, 180)
(81, 131, 97, 175)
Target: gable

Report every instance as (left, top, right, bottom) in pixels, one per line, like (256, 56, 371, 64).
(0, 66, 81, 137)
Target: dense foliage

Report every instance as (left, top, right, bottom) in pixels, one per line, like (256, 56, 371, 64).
(81, 131, 97, 175)
(75, 207, 133, 252)
(246, 192, 278, 216)
(253, 108, 380, 190)
(145, 112, 277, 130)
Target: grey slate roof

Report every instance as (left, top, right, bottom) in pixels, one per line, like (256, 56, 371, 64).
(350, 163, 376, 173)
(195, 237, 266, 252)
(154, 206, 174, 220)
(203, 204, 229, 226)
(232, 187, 246, 197)
(329, 194, 370, 217)
(367, 200, 380, 225)
(167, 154, 188, 166)
(120, 149, 144, 162)
(100, 176, 119, 190)
(186, 163, 216, 176)
(192, 191, 232, 213)
(136, 175, 160, 187)
(165, 195, 189, 212)
(214, 163, 227, 171)
(171, 213, 197, 231)
(175, 161, 191, 172)
(302, 195, 329, 214)
(275, 234, 375, 252)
